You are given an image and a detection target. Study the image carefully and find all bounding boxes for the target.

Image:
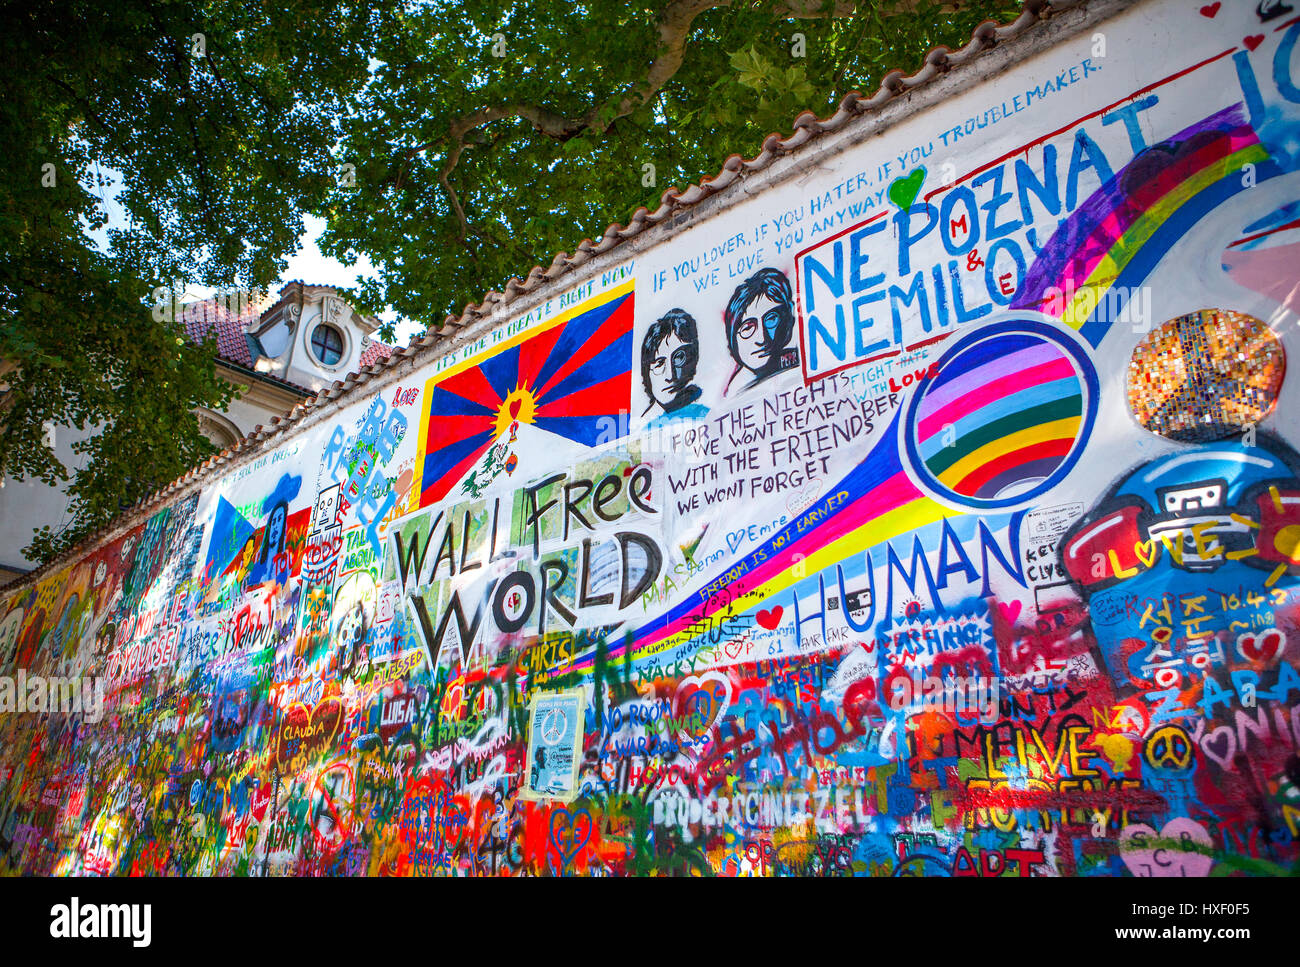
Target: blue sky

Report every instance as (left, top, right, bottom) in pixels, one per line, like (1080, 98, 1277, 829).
(85, 163, 425, 346)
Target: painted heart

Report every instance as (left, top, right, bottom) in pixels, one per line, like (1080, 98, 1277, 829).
(1119, 818, 1214, 877)
(549, 807, 592, 869)
(888, 167, 927, 211)
(675, 672, 731, 740)
(1237, 628, 1285, 664)
(1244, 35, 1265, 51)
(756, 606, 784, 630)
(996, 600, 1022, 626)
(787, 485, 819, 516)
(250, 785, 272, 823)
(440, 675, 466, 720)
(1121, 129, 1221, 202)
(1133, 539, 1160, 568)
(1200, 724, 1235, 770)
(1199, 2, 1219, 16)
(275, 697, 342, 770)
(509, 399, 521, 418)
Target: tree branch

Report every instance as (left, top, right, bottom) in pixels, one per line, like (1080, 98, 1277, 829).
(424, 0, 945, 239)
(146, 5, 222, 241)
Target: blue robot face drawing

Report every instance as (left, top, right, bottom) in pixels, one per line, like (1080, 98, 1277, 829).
(1062, 438, 1300, 688)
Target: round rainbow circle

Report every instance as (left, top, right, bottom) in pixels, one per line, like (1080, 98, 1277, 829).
(903, 319, 1099, 509)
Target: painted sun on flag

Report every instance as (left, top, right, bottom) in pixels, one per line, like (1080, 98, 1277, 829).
(413, 282, 634, 508)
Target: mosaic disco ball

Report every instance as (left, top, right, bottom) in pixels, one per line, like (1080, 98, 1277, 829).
(904, 320, 1098, 509)
(1127, 309, 1285, 443)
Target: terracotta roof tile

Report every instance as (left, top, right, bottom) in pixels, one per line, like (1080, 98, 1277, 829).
(179, 298, 261, 369)
(359, 340, 395, 369)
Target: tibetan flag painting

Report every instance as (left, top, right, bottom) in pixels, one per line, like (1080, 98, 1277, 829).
(413, 281, 634, 508)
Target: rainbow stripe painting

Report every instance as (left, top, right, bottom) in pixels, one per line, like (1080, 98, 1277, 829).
(911, 331, 1085, 502)
(1015, 103, 1279, 348)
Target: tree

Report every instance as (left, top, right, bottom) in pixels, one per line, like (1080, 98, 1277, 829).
(320, 0, 1020, 325)
(1, 0, 377, 563)
(4, 0, 1017, 565)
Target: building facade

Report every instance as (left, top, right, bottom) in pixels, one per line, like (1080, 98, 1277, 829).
(0, 283, 391, 582)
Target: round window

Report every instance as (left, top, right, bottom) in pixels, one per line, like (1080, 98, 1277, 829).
(311, 324, 345, 366)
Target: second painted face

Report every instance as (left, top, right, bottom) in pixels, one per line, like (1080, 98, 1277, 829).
(267, 509, 285, 552)
(733, 293, 782, 372)
(648, 332, 694, 407)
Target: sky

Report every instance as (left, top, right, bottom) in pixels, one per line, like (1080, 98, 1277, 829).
(86, 164, 425, 347)
(181, 215, 425, 347)
(272, 216, 424, 346)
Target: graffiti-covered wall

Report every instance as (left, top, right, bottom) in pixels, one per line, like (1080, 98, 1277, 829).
(4, 0, 1300, 877)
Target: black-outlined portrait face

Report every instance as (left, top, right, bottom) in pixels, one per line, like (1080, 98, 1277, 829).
(724, 268, 795, 387)
(259, 501, 289, 566)
(641, 309, 702, 415)
(239, 536, 258, 573)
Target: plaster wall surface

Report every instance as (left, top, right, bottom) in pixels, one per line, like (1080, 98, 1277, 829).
(2, 0, 1299, 877)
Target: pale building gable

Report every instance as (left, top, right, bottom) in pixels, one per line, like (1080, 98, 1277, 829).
(0, 282, 394, 580)
(247, 282, 389, 394)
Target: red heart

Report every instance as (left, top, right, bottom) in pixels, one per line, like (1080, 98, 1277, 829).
(276, 697, 342, 771)
(1238, 629, 1284, 664)
(756, 606, 783, 630)
(1244, 35, 1265, 51)
(509, 399, 521, 418)
(996, 600, 1022, 625)
(549, 808, 592, 867)
(1199, 2, 1219, 16)
(250, 786, 272, 822)
(675, 675, 728, 738)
